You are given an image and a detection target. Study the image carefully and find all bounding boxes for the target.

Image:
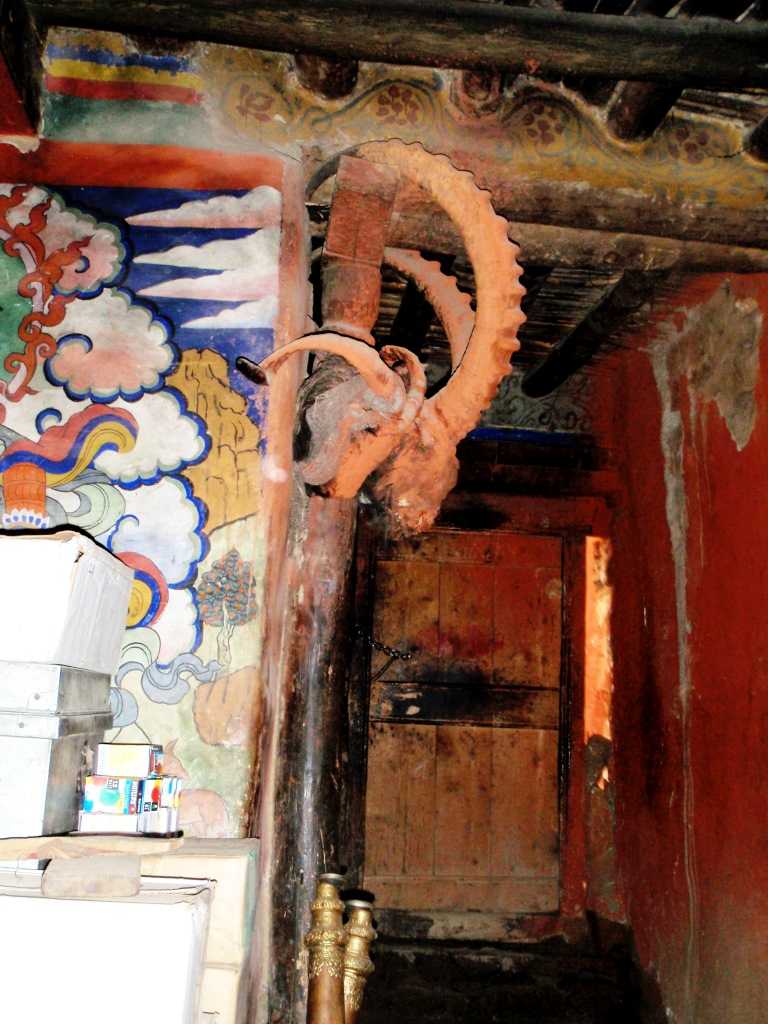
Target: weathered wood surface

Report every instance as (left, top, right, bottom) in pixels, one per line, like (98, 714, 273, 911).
(370, 680, 560, 728)
(364, 722, 559, 913)
(363, 529, 562, 917)
(26, 0, 768, 86)
(522, 270, 667, 396)
(373, 531, 562, 687)
(310, 204, 768, 272)
(0, 0, 42, 133)
(266, 156, 396, 1024)
(293, 53, 358, 99)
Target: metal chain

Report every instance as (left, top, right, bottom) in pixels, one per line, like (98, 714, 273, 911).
(354, 625, 414, 662)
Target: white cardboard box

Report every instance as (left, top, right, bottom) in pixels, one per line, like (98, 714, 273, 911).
(0, 872, 211, 1024)
(200, 964, 245, 1024)
(142, 838, 259, 966)
(0, 531, 133, 676)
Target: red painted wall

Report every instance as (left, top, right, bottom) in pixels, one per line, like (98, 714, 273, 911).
(611, 274, 768, 1023)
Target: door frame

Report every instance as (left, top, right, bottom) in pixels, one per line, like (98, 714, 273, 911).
(346, 491, 610, 944)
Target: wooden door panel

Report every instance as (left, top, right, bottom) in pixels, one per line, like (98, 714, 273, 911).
(438, 563, 495, 680)
(364, 876, 559, 914)
(492, 566, 562, 687)
(490, 729, 560, 880)
(372, 559, 439, 681)
(434, 725, 492, 879)
(364, 528, 563, 918)
(365, 721, 438, 878)
(369, 680, 559, 728)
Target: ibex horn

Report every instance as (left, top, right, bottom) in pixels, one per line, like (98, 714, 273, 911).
(236, 332, 402, 402)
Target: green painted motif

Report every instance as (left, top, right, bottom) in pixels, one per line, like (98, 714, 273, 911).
(0, 249, 31, 383)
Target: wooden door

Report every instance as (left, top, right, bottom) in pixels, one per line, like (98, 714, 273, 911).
(363, 529, 563, 915)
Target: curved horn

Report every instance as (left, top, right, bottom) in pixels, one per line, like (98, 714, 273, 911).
(360, 142, 525, 442)
(238, 331, 402, 402)
(384, 248, 475, 370)
(380, 345, 427, 428)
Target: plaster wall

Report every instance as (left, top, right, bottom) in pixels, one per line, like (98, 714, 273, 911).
(612, 274, 768, 1023)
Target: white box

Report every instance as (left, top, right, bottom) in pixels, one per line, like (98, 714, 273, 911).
(0, 661, 111, 715)
(0, 531, 133, 676)
(142, 838, 259, 966)
(200, 964, 245, 1024)
(0, 872, 211, 1024)
(0, 730, 104, 838)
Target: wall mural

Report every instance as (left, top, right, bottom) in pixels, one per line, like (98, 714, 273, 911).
(0, 177, 283, 835)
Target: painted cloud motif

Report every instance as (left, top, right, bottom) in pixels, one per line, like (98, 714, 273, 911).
(0, 175, 284, 837)
(136, 228, 280, 302)
(126, 185, 281, 229)
(47, 288, 176, 401)
(109, 476, 206, 588)
(183, 295, 278, 330)
(93, 390, 209, 486)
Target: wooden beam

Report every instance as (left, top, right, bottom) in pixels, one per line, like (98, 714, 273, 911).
(522, 270, 667, 395)
(309, 204, 768, 273)
(746, 114, 768, 162)
(24, 0, 768, 87)
(309, 161, 768, 251)
(605, 0, 754, 141)
(0, 0, 42, 134)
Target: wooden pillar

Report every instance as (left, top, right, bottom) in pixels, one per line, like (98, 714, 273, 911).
(267, 155, 397, 1024)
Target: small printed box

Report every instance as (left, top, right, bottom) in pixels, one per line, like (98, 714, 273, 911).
(95, 743, 163, 778)
(78, 811, 140, 834)
(82, 776, 140, 815)
(138, 776, 180, 834)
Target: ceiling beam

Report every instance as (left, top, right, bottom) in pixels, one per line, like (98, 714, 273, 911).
(521, 270, 668, 396)
(605, 0, 755, 141)
(24, 0, 768, 88)
(309, 204, 768, 273)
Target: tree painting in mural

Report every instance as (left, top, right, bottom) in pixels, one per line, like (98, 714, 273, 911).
(197, 548, 258, 666)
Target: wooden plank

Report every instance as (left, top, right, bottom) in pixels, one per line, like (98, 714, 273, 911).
(522, 270, 668, 396)
(402, 725, 437, 877)
(366, 876, 559, 913)
(311, 204, 768, 272)
(0, 1, 42, 135)
(372, 559, 439, 681)
(493, 538, 563, 688)
(369, 680, 560, 729)
(438, 493, 605, 535)
(490, 729, 560, 884)
(364, 722, 406, 876)
(27, 0, 768, 87)
(438, 561, 495, 681)
(434, 725, 492, 878)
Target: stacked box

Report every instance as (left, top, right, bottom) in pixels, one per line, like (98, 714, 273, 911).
(77, 743, 181, 835)
(0, 663, 112, 838)
(0, 533, 133, 839)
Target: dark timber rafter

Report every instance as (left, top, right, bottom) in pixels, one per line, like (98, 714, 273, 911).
(605, 0, 757, 142)
(521, 271, 668, 396)
(22, 0, 768, 87)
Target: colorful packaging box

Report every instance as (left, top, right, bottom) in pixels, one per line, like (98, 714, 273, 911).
(138, 776, 181, 834)
(82, 775, 141, 815)
(95, 743, 163, 778)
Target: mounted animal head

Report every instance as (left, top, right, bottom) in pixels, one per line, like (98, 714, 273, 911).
(239, 141, 525, 534)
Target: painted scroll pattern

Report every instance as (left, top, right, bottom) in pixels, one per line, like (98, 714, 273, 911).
(0, 181, 282, 834)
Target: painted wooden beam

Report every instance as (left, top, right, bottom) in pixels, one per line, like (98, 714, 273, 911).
(309, 204, 768, 273)
(746, 114, 768, 163)
(522, 270, 668, 396)
(25, 0, 768, 87)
